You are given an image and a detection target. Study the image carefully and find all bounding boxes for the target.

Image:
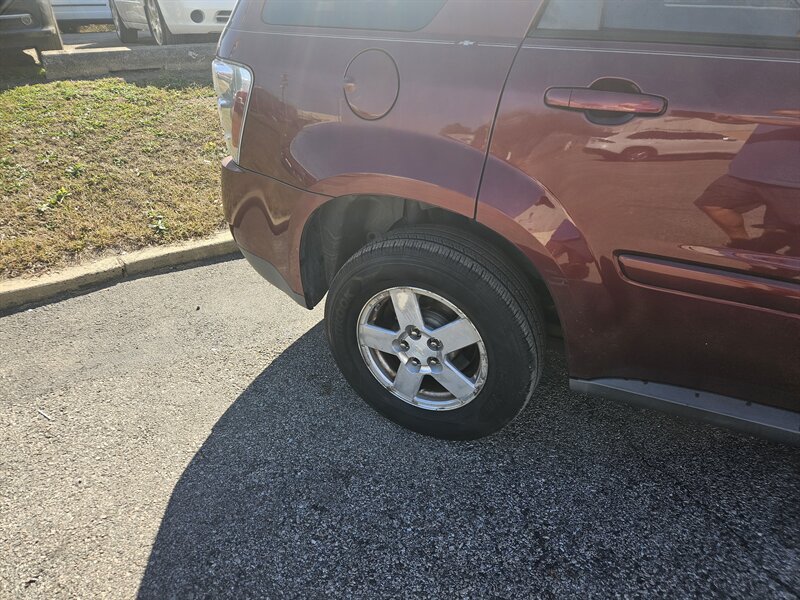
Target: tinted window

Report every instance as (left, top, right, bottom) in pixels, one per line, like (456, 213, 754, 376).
(533, 0, 800, 49)
(263, 0, 445, 31)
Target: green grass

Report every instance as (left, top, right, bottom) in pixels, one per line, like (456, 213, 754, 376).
(0, 76, 227, 279)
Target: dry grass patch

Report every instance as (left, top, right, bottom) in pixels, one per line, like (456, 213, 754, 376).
(0, 76, 227, 279)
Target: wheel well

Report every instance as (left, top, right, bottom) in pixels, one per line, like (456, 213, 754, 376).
(300, 195, 561, 335)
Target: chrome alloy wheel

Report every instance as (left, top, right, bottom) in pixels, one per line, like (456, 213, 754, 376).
(356, 287, 488, 411)
(145, 0, 164, 45)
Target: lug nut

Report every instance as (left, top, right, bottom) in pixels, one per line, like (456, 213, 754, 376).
(409, 327, 422, 340)
(428, 357, 439, 366)
(409, 357, 420, 367)
(427, 338, 441, 351)
(398, 340, 409, 351)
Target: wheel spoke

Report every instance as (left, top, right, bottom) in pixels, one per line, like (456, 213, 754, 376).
(393, 364, 424, 399)
(390, 289, 424, 331)
(431, 318, 480, 353)
(433, 362, 476, 399)
(358, 324, 397, 354)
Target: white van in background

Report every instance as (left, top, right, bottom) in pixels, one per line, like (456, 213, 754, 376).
(110, 0, 234, 45)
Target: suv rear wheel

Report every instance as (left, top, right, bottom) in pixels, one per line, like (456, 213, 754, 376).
(325, 226, 544, 439)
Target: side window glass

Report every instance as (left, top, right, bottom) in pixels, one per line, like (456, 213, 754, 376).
(533, 0, 800, 50)
(262, 0, 446, 32)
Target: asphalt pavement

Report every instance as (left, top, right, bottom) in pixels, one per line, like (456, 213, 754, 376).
(1, 258, 798, 599)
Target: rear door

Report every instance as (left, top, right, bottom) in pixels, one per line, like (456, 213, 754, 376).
(478, 0, 800, 409)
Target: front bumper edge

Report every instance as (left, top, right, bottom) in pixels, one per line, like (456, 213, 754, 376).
(237, 244, 306, 307)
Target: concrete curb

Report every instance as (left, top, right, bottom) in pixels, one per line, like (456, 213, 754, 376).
(41, 43, 217, 80)
(0, 231, 238, 311)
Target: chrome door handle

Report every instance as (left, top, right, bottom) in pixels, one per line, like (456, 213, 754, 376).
(545, 87, 667, 116)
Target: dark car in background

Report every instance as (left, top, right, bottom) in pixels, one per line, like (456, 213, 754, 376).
(213, 0, 800, 442)
(0, 0, 63, 54)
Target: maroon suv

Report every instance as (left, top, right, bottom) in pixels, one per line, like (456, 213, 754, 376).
(213, 0, 800, 441)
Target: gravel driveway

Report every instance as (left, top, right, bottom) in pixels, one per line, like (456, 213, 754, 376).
(1, 259, 798, 598)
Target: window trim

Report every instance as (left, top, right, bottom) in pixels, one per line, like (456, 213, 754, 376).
(528, 0, 800, 52)
(530, 28, 800, 51)
(261, 0, 446, 33)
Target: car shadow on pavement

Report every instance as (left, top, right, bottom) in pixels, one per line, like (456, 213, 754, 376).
(137, 324, 800, 598)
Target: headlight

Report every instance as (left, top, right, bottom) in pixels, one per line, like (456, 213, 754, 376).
(212, 58, 253, 163)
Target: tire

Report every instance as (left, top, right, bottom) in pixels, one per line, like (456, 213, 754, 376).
(144, 0, 179, 46)
(325, 225, 545, 440)
(110, 1, 138, 44)
(622, 146, 656, 161)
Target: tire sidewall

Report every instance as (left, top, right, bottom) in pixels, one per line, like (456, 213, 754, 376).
(326, 253, 537, 438)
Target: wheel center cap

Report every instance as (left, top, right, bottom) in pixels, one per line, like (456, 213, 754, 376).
(407, 335, 432, 359)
